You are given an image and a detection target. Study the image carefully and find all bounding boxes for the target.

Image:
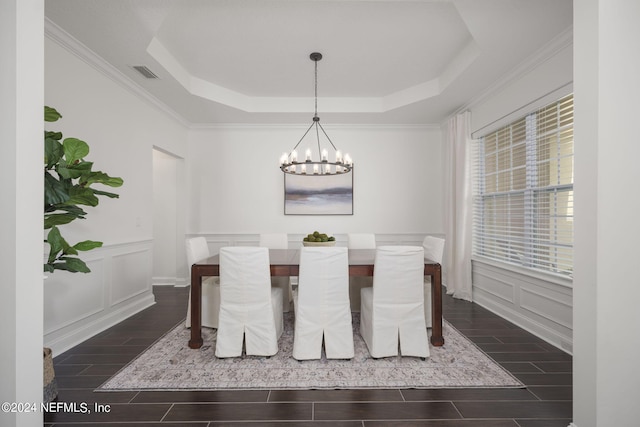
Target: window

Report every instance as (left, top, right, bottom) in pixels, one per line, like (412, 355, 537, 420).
(472, 94, 573, 277)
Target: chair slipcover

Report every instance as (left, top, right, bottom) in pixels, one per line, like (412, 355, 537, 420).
(292, 247, 354, 360)
(215, 247, 284, 358)
(422, 236, 445, 328)
(185, 237, 220, 329)
(259, 233, 292, 312)
(347, 233, 376, 311)
(360, 246, 429, 359)
(347, 233, 377, 249)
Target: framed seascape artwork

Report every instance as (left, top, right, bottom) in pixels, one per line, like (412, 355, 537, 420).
(284, 171, 353, 215)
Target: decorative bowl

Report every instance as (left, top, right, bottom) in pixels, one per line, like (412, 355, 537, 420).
(302, 241, 336, 247)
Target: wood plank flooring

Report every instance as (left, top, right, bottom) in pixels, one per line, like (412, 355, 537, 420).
(45, 286, 572, 426)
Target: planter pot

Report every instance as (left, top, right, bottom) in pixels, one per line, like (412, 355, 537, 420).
(43, 347, 58, 403)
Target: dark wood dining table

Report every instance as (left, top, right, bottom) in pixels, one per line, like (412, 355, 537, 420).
(188, 248, 444, 349)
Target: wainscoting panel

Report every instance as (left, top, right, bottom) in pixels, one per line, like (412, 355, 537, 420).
(44, 240, 155, 356)
(472, 259, 573, 354)
(112, 248, 151, 305)
(44, 258, 106, 334)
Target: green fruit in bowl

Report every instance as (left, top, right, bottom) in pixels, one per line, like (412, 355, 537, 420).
(328, 236, 335, 241)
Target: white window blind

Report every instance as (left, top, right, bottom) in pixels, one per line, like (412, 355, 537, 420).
(472, 94, 573, 277)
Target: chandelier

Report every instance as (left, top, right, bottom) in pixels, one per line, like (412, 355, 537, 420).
(280, 52, 353, 176)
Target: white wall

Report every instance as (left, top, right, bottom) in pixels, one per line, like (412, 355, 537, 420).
(574, 1, 640, 425)
(43, 33, 188, 354)
(467, 34, 574, 352)
(152, 149, 182, 285)
(187, 125, 444, 235)
(1, 1, 44, 426)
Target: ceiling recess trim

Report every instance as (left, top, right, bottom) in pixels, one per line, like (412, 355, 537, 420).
(146, 36, 480, 114)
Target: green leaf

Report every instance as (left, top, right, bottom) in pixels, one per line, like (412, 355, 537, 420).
(63, 138, 90, 164)
(44, 213, 77, 229)
(44, 172, 70, 206)
(45, 131, 63, 141)
(44, 263, 55, 273)
(73, 240, 103, 251)
(63, 246, 78, 255)
(44, 137, 64, 168)
(67, 186, 99, 206)
(84, 171, 124, 188)
(46, 204, 87, 218)
(45, 106, 62, 122)
(58, 257, 91, 273)
(57, 160, 93, 180)
(92, 189, 120, 198)
(46, 226, 66, 263)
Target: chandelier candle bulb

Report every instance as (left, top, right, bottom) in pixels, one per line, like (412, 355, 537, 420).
(305, 149, 312, 161)
(313, 164, 319, 174)
(336, 150, 343, 163)
(321, 149, 328, 161)
(291, 150, 298, 162)
(301, 164, 307, 174)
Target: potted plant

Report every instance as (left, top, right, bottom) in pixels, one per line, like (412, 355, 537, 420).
(43, 106, 124, 401)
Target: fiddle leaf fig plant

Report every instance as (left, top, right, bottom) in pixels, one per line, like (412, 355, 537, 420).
(44, 106, 124, 273)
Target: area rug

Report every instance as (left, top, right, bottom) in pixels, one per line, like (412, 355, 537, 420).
(97, 313, 523, 391)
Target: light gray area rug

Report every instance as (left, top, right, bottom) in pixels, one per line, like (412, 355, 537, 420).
(98, 313, 523, 391)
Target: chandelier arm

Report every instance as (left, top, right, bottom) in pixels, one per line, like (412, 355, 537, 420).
(289, 121, 316, 157)
(317, 122, 339, 152)
(315, 121, 322, 159)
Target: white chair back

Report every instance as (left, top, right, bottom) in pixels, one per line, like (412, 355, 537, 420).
(259, 233, 291, 312)
(372, 246, 425, 305)
(422, 236, 445, 264)
(421, 236, 445, 328)
(347, 233, 376, 249)
(293, 247, 353, 360)
(259, 233, 288, 249)
(215, 247, 283, 357)
(347, 233, 376, 311)
(360, 246, 429, 358)
(185, 237, 220, 329)
(186, 237, 210, 268)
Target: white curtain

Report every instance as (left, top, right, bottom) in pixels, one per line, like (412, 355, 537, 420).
(443, 112, 473, 301)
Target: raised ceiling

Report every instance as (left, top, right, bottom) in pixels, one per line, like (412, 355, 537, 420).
(44, 0, 573, 125)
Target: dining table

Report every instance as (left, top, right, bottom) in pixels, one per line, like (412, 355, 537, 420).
(188, 248, 444, 349)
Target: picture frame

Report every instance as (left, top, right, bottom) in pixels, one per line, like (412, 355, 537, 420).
(284, 170, 353, 215)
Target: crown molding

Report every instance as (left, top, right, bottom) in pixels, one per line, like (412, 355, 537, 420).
(452, 26, 573, 120)
(188, 123, 441, 131)
(44, 18, 190, 128)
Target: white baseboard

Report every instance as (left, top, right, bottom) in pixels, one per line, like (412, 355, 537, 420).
(44, 292, 156, 356)
(473, 291, 573, 354)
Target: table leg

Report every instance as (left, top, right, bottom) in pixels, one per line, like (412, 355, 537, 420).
(430, 265, 445, 346)
(188, 265, 203, 349)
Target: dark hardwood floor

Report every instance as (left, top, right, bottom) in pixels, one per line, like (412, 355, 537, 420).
(45, 286, 572, 426)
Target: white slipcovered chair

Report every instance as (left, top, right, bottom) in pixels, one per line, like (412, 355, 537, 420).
(215, 247, 284, 358)
(292, 247, 354, 360)
(347, 233, 376, 312)
(360, 246, 429, 359)
(185, 237, 220, 329)
(422, 236, 445, 328)
(259, 233, 292, 312)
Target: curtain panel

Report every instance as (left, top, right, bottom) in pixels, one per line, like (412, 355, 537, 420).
(443, 112, 473, 301)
